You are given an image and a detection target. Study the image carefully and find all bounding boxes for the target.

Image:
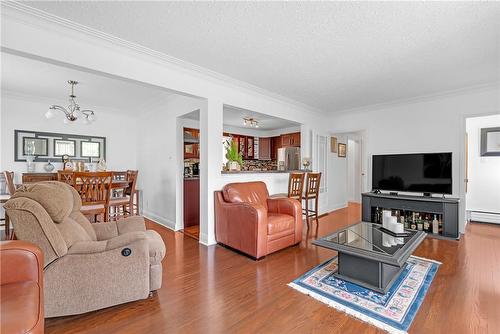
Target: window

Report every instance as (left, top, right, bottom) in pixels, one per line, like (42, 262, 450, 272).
(54, 140, 76, 156)
(81, 141, 100, 158)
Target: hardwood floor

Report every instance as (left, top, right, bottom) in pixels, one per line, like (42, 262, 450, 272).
(183, 225, 200, 240)
(45, 203, 500, 334)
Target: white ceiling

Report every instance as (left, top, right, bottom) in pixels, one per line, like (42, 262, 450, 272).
(180, 106, 300, 131)
(1, 52, 174, 114)
(23, 2, 500, 113)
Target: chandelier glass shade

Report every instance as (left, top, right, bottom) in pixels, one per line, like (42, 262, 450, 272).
(243, 117, 259, 128)
(46, 80, 95, 124)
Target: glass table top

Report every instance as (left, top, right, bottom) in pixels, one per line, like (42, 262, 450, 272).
(319, 222, 417, 255)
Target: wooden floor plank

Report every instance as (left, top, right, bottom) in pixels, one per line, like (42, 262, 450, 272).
(45, 203, 500, 333)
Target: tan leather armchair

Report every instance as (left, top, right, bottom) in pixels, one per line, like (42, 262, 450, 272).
(1, 240, 44, 334)
(4, 181, 166, 318)
(215, 181, 302, 259)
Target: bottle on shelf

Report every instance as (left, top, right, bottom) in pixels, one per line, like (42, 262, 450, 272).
(410, 212, 417, 230)
(438, 215, 443, 234)
(423, 213, 430, 232)
(432, 214, 439, 234)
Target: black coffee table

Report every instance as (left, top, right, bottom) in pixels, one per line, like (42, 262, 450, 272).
(313, 222, 426, 293)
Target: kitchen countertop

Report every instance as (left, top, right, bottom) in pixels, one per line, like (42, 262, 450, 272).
(221, 169, 311, 174)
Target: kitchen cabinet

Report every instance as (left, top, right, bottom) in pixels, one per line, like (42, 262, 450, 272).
(184, 128, 199, 159)
(259, 137, 271, 160)
(281, 132, 301, 147)
(231, 135, 255, 160)
(184, 178, 199, 227)
(271, 136, 282, 160)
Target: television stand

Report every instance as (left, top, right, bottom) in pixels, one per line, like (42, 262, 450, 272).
(362, 192, 460, 239)
(389, 192, 398, 196)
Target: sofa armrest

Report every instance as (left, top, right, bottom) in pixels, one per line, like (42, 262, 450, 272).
(0, 240, 44, 285)
(267, 197, 303, 244)
(214, 191, 268, 259)
(68, 232, 147, 254)
(92, 216, 146, 241)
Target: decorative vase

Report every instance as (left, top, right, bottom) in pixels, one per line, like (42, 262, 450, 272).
(97, 158, 107, 171)
(26, 155, 36, 172)
(227, 161, 240, 171)
(44, 160, 55, 172)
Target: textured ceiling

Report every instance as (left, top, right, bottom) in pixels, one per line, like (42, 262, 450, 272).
(21, 2, 500, 112)
(1, 53, 174, 113)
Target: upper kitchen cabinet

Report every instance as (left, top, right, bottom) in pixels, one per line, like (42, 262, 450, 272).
(184, 128, 199, 159)
(259, 137, 271, 160)
(281, 132, 301, 147)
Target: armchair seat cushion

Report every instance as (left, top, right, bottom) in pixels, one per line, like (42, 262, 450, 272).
(1, 282, 42, 334)
(145, 230, 166, 265)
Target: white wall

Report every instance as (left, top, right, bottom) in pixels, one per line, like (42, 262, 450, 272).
(329, 85, 500, 233)
(0, 94, 138, 183)
(347, 137, 362, 203)
(466, 114, 500, 214)
(136, 95, 203, 229)
(327, 134, 348, 211)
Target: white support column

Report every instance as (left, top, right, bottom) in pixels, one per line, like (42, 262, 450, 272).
(199, 99, 223, 245)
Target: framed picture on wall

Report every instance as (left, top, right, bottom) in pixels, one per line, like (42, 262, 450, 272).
(330, 136, 338, 153)
(338, 143, 346, 157)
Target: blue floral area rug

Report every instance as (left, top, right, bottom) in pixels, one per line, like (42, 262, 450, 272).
(288, 256, 440, 334)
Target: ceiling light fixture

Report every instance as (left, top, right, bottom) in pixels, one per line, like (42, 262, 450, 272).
(243, 117, 259, 128)
(45, 80, 95, 124)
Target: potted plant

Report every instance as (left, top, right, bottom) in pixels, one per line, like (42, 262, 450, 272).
(224, 139, 243, 171)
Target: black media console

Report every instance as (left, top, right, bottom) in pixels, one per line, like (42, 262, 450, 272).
(362, 192, 460, 239)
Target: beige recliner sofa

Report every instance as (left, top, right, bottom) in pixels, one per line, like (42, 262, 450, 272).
(4, 181, 166, 318)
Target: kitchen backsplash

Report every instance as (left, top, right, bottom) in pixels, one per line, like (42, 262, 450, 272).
(241, 159, 277, 171)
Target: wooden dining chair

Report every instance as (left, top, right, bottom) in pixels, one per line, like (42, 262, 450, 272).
(57, 170, 74, 185)
(302, 172, 322, 228)
(2, 171, 17, 239)
(4, 171, 17, 196)
(287, 172, 305, 200)
(108, 170, 138, 220)
(73, 172, 113, 223)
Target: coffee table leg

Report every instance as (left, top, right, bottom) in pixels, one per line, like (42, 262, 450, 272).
(335, 252, 405, 293)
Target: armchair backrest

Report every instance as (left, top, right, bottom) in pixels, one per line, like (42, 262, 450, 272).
(222, 181, 269, 209)
(4, 181, 97, 267)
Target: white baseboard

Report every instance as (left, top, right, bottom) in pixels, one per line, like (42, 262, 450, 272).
(142, 210, 176, 230)
(469, 211, 500, 224)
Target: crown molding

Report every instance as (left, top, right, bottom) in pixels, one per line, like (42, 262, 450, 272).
(1, 1, 326, 117)
(331, 81, 500, 116)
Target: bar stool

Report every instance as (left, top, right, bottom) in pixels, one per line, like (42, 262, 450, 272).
(269, 172, 305, 200)
(302, 172, 321, 228)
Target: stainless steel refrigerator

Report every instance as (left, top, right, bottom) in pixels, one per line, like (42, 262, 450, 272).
(277, 147, 301, 171)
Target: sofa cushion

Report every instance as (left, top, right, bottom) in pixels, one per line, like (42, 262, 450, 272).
(145, 230, 166, 265)
(222, 181, 269, 209)
(268, 213, 294, 235)
(1, 281, 42, 334)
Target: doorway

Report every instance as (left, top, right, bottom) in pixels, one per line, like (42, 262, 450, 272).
(465, 114, 500, 224)
(346, 132, 364, 204)
(180, 110, 201, 240)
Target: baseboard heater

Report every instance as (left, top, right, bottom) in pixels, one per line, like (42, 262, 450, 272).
(470, 211, 500, 224)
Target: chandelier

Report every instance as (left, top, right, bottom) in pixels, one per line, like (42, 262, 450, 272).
(45, 80, 96, 124)
(243, 117, 259, 128)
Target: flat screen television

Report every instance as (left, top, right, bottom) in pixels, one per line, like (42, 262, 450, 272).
(372, 153, 452, 194)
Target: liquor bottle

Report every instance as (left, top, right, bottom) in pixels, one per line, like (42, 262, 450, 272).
(410, 212, 417, 230)
(432, 214, 439, 234)
(374, 207, 380, 223)
(423, 213, 430, 232)
(438, 215, 443, 234)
